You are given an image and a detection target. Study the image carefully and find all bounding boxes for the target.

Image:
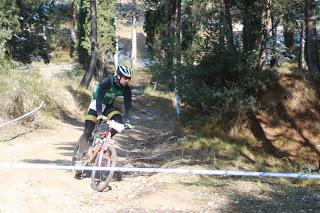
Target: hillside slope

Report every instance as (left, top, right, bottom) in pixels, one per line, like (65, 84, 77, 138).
(254, 73, 320, 169)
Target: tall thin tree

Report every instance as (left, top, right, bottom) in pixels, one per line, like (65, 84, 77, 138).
(114, 16, 119, 68)
(173, 0, 181, 117)
(77, 0, 91, 70)
(70, 0, 77, 57)
(298, 21, 306, 69)
(131, 0, 137, 68)
(258, 0, 272, 70)
(305, 0, 319, 76)
(80, 0, 98, 88)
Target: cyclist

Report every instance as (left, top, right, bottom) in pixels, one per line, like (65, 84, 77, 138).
(76, 65, 133, 164)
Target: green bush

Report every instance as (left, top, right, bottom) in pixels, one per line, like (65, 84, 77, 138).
(181, 47, 270, 116)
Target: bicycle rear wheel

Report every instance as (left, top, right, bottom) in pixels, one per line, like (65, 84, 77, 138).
(91, 144, 117, 191)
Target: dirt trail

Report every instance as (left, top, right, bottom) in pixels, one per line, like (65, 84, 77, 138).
(0, 63, 212, 212)
(0, 103, 212, 212)
(0, 63, 319, 213)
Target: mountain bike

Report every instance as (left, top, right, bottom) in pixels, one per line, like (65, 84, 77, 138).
(72, 118, 126, 191)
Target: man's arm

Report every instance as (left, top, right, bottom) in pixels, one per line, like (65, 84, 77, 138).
(96, 77, 111, 116)
(123, 85, 132, 120)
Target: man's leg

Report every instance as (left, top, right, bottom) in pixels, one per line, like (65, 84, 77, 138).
(74, 110, 97, 179)
(78, 109, 98, 158)
(78, 120, 96, 157)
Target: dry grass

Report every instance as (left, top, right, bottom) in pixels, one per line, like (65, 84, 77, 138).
(0, 62, 88, 129)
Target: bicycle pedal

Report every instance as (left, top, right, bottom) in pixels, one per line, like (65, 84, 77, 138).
(74, 170, 83, 180)
(113, 171, 122, 181)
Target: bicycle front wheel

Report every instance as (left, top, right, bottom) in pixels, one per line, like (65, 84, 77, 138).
(90, 145, 117, 191)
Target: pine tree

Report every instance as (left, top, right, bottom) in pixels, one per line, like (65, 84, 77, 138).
(80, 0, 98, 88)
(96, 0, 116, 79)
(77, 0, 91, 70)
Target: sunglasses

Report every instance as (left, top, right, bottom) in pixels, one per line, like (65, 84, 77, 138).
(122, 76, 131, 80)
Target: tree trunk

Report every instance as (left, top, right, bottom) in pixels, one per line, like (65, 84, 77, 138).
(95, 58, 107, 81)
(80, 0, 98, 88)
(270, 16, 278, 68)
(175, 0, 181, 62)
(164, 0, 176, 69)
(114, 17, 119, 68)
(298, 21, 306, 69)
(42, 25, 47, 41)
(242, 1, 254, 53)
(305, 0, 319, 76)
(246, 111, 280, 155)
(173, 0, 181, 117)
(258, 0, 272, 70)
(70, 0, 77, 58)
(131, 0, 137, 68)
(163, 0, 180, 116)
(242, 1, 263, 55)
(283, 27, 295, 53)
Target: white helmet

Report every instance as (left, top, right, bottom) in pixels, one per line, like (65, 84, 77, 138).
(116, 65, 132, 78)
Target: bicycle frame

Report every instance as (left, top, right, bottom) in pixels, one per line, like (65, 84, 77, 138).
(96, 130, 113, 166)
(86, 124, 113, 165)
(72, 118, 124, 190)
(90, 120, 119, 191)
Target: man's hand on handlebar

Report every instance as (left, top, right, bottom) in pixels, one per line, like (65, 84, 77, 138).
(97, 115, 134, 129)
(97, 115, 107, 121)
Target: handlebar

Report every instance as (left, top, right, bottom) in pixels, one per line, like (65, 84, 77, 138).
(108, 120, 125, 133)
(97, 116, 133, 133)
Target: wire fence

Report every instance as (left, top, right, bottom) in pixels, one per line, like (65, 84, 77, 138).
(0, 101, 44, 129)
(0, 100, 319, 180)
(0, 163, 319, 179)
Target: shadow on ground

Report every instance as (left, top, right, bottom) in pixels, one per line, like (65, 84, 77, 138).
(180, 175, 320, 212)
(0, 129, 35, 143)
(225, 179, 320, 212)
(23, 159, 72, 165)
(54, 142, 76, 157)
